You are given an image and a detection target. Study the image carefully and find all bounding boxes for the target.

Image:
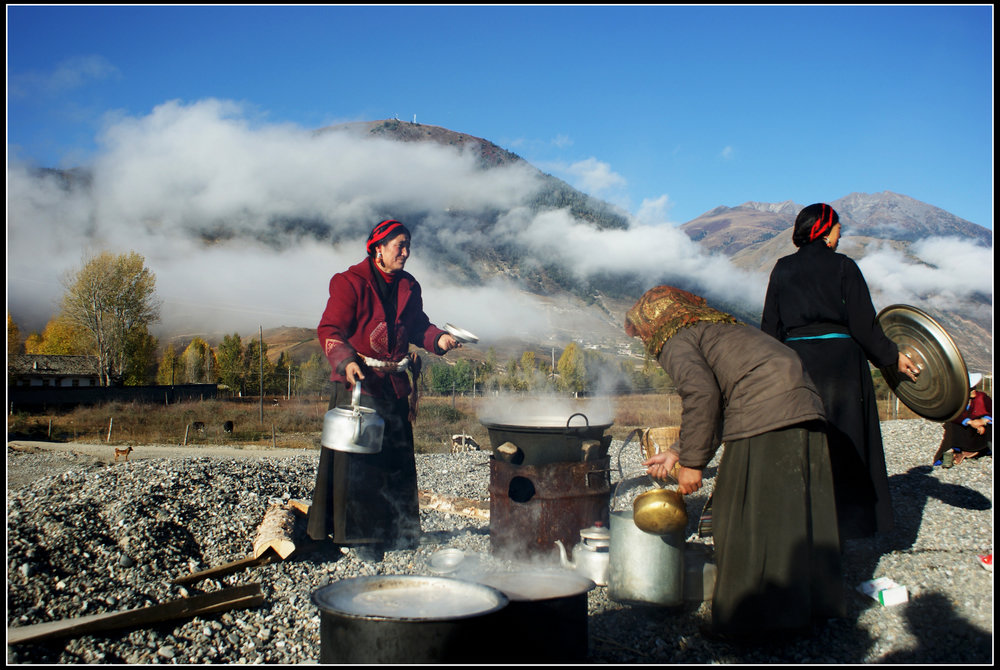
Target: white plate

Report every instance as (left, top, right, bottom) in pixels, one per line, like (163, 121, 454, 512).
(444, 323, 479, 344)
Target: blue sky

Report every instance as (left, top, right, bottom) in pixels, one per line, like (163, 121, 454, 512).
(8, 4, 994, 228)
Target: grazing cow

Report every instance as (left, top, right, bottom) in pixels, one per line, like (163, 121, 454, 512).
(451, 434, 481, 454)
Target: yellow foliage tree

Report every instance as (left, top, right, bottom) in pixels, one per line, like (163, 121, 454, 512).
(8, 314, 21, 355)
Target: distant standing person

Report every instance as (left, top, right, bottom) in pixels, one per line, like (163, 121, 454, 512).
(760, 203, 919, 541)
(306, 219, 461, 560)
(933, 373, 992, 466)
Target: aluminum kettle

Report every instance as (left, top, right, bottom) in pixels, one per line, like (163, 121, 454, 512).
(320, 382, 384, 454)
(555, 522, 610, 586)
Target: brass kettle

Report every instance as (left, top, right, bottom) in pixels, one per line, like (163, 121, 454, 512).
(616, 428, 688, 536)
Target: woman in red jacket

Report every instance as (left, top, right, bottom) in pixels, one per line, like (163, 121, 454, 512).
(933, 373, 993, 466)
(306, 219, 460, 559)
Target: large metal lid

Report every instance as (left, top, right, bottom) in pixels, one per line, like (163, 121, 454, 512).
(876, 304, 969, 422)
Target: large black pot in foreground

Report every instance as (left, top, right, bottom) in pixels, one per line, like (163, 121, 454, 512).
(312, 575, 509, 663)
(473, 569, 596, 663)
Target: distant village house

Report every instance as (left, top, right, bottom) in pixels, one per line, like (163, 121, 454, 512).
(7, 354, 101, 388)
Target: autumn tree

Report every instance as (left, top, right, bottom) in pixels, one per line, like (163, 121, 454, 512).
(8, 314, 22, 355)
(217, 333, 245, 394)
(297, 352, 331, 398)
(557, 342, 587, 394)
(24, 315, 92, 355)
(123, 326, 159, 385)
(244, 338, 274, 396)
(61, 251, 161, 386)
(157, 344, 180, 384)
(181, 337, 215, 384)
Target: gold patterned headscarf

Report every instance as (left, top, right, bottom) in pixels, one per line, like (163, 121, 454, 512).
(625, 286, 741, 358)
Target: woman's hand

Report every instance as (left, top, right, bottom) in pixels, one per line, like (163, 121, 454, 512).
(437, 333, 461, 353)
(643, 449, 703, 494)
(345, 362, 365, 385)
(643, 450, 678, 480)
(897, 352, 920, 382)
(969, 418, 990, 435)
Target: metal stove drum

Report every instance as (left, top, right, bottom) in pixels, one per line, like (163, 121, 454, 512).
(480, 408, 613, 559)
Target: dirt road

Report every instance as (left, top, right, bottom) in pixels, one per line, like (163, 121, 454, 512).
(6, 440, 318, 490)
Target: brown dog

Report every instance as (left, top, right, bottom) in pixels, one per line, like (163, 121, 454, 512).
(114, 446, 134, 463)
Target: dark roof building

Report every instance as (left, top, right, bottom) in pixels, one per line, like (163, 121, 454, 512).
(7, 354, 101, 388)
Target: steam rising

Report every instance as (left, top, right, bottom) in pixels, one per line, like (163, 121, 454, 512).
(6, 99, 991, 342)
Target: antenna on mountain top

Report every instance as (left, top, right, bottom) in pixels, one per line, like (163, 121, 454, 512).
(413, 114, 417, 124)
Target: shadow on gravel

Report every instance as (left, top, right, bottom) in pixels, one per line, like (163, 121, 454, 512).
(848, 465, 992, 582)
(879, 591, 993, 663)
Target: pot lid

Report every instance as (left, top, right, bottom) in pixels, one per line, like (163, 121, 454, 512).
(580, 522, 611, 542)
(876, 304, 969, 422)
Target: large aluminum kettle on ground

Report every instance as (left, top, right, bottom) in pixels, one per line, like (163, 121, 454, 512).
(555, 522, 610, 586)
(320, 383, 384, 454)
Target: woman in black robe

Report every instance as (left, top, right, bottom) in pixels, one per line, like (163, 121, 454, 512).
(761, 203, 919, 540)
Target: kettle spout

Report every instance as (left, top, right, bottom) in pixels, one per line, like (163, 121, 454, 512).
(554, 540, 574, 569)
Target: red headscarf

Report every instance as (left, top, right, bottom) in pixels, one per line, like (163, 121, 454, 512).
(366, 219, 410, 256)
(792, 203, 839, 248)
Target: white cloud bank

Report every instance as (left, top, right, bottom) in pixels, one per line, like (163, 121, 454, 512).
(7, 98, 990, 345)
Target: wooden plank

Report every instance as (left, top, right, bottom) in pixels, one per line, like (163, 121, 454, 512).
(172, 551, 274, 586)
(7, 583, 263, 645)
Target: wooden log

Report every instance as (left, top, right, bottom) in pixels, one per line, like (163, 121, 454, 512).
(417, 490, 490, 521)
(7, 583, 264, 645)
(173, 551, 274, 586)
(252, 503, 298, 559)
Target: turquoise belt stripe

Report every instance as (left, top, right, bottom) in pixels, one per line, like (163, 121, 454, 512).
(786, 333, 852, 341)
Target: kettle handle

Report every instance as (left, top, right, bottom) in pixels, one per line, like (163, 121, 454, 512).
(349, 382, 364, 443)
(615, 428, 644, 478)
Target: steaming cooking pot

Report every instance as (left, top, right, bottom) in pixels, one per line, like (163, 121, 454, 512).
(320, 382, 384, 453)
(481, 412, 613, 466)
(312, 575, 508, 663)
(472, 570, 595, 663)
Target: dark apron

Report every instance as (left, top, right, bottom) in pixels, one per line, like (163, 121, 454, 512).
(307, 381, 421, 549)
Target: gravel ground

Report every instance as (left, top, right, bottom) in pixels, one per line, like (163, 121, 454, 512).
(6, 418, 993, 664)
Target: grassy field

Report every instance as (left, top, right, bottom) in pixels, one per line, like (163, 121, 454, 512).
(7, 392, 921, 455)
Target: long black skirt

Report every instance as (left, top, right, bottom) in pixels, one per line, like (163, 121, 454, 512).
(934, 422, 992, 461)
(787, 337, 894, 540)
(711, 422, 845, 635)
(306, 383, 421, 549)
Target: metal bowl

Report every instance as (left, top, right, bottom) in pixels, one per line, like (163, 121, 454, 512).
(427, 548, 466, 575)
(444, 323, 479, 344)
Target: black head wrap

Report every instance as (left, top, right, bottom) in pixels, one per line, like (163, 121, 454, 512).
(792, 203, 839, 248)
(366, 219, 411, 256)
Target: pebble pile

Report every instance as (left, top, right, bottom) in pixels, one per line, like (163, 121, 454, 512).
(6, 419, 993, 664)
